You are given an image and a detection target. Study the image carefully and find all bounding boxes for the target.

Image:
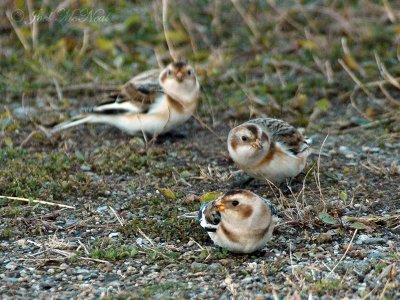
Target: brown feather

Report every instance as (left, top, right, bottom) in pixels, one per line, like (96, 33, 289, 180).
(246, 118, 306, 154)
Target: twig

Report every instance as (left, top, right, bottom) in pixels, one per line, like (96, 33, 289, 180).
(230, 0, 259, 37)
(109, 206, 125, 226)
(338, 59, 373, 120)
(378, 278, 390, 300)
(18, 130, 37, 148)
(27, 0, 38, 49)
(341, 116, 397, 133)
(192, 114, 225, 143)
(79, 256, 111, 265)
(162, 0, 178, 61)
(374, 51, 400, 90)
(0, 195, 75, 209)
(137, 227, 155, 247)
(327, 229, 358, 277)
(316, 134, 329, 210)
(6, 10, 31, 51)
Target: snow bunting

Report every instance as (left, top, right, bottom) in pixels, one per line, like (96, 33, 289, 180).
(51, 61, 200, 135)
(227, 118, 311, 184)
(198, 189, 277, 254)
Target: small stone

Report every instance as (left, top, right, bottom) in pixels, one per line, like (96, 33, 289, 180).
(224, 277, 232, 285)
(77, 275, 84, 281)
(80, 164, 91, 171)
(47, 268, 55, 274)
(109, 232, 120, 238)
(40, 281, 54, 290)
(219, 259, 233, 266)
(96, 206, 108, 213)
(187, 240, 195, 247)
(209, 263, 222, 270)
(127, 266, 137, 274)
(5, 262, 17, 270)
(75, 268, 90, 274)
(356, 234, 386, 245)
(16, 239, 26, 246)
(242, 276, 253, 284)
(191, 262, 206, 271)
(60, 263, 68, 270)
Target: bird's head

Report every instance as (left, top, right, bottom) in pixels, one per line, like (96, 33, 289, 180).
(159, 61, 199, 103)
(227, 123, 270, 164)
(213, 190, 271, 226)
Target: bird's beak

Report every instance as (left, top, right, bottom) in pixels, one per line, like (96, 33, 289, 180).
(215, 199, 225, 212)
(176, 72, 183, 82)
(251, 139, 262, 149)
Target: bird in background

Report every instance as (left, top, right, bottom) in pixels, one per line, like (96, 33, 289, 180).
(227, 118, 312, 185)
(51, 61, 200, 136)
(198, 189, 277, 254)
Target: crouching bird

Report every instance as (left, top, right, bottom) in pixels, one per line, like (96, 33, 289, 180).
(51, 61, 200, 136)
(227, 118, 312, 185)
(198, 190, 277, 254)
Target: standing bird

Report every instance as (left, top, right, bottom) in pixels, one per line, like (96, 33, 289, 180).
(51, 61, 200, 136)
(198, 190, 277, 254)
(227, 118, 311, 185)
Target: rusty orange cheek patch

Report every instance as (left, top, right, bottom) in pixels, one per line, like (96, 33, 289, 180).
(240, 205, 253, 218)
(220, 223, 239, 243)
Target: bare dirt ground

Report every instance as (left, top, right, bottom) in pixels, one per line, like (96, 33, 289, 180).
(1, 0, 400, 299)
(1, 99, 399, 299)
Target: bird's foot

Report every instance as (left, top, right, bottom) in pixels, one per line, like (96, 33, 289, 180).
(230, 175, 255, 188)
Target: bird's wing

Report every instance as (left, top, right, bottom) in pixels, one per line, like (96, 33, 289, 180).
(92, 69, 163, 115)
(198, 202, 221, 232)
(261, 197, 277, 216)
(250, 118, 310, 155)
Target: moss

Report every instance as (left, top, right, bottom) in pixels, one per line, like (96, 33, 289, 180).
(0, 228, 13, 240)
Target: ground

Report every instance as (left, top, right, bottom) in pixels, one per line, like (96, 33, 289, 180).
(0, 1, 399, 299)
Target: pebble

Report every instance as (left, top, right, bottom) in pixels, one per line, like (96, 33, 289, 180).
(219, 259, 233, 266)
(191, 262, 206, 271)
(96, 206, 108, 213)
(241, 276, 253, 284)
(209, 263, 222, 270)
(356, 235, 387, 245)
(109, 232, 120, 238)
(75, 268, 90, 275)
(5, 262, 17, 270)
(361, 146, 381, 153)
(368, 251, 386, 260)
(339, 146, 355, 158)
(126, 266, 137, 274)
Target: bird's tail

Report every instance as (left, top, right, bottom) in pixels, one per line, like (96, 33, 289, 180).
(50, 113, 94, 135)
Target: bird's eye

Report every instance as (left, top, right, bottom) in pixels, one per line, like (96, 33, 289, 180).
(167, 70, 172, 76)
(241, 136, 248, 142)
(187, 69, 192, 76)
(232, 200, 239, 206)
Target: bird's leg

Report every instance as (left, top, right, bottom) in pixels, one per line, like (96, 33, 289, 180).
(230, 174, 255, 188)
(281, 177, 294, 195)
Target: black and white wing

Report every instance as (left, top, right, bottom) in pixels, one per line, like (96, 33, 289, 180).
(248, 118, 310, 155)
(91, 69, 163, 115)
(261, 197, 279, 224)
(198, 202, 221, 233)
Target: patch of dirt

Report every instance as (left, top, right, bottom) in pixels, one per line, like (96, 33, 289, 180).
(1, 105, 399, 299)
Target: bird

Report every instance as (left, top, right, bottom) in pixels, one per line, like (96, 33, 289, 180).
(51, 61, 200, 136)
(227, 118, 312, 185)
(198, 189, 277, 254)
